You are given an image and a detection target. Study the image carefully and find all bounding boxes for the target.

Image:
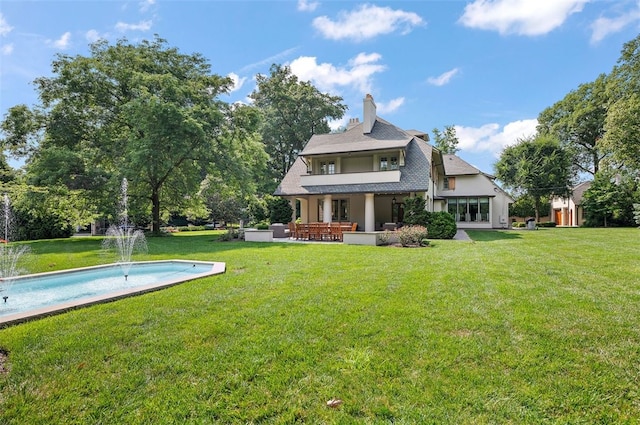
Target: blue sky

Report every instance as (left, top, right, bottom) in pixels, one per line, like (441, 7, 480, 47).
(1, 0, 639, 174)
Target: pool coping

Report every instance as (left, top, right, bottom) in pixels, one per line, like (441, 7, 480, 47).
(0, 259, 226, 328)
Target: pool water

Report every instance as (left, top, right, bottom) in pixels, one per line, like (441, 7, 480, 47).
(0, 260, 225, 325)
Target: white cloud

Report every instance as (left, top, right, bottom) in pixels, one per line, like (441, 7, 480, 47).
(377, 97, 405, 115)
(456, 119, 538, 155)
(139, 0, 156, 13)
(227, 72, 246, 93)
(459, 0, 588, 36)
(591, 5, 640, 43)
(288, 52, 386, 94)
(298, 0, 319, 12)
(329, 116, 349, 132)
(1, 43, 13, 55)
(313, 4, 424, 42)
(85, 29, 106, 43)
(115, 20, 152, 32)
(427, 68, 460, 86)
(239, 47, 299, 73)
(49, 32, 71, 49)
(0, 13, 13, 36)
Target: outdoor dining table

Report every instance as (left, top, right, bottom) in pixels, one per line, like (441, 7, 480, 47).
(289, 222, 356, 242)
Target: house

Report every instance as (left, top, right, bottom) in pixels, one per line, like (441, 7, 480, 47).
(550, 181, 591, 227)
(438, 155, 514, 229)
(274, 94, 513, 232)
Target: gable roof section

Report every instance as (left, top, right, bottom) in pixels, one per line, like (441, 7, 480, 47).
(572, 181, 592, 205)
(274, 137, 435, 196)
(300, 117, 412, 156)
(443, 154, 483, 176)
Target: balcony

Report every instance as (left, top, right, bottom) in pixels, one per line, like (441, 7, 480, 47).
(300, 170, 401, 186)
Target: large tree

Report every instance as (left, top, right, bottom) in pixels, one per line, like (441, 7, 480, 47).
(582, 169, 638, 227)
(1, 36, 256, 233)
(250, 65, 347, 189)
(495, 134, 573, 221)
(432, 125, 460, 154)
(601, 34, 640, 173)
(537, 74, 608, 176)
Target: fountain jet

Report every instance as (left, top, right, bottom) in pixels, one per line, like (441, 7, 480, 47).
(102, 179, 147, 279)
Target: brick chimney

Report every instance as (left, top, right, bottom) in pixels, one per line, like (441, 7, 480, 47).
(363, 94, 376, 134)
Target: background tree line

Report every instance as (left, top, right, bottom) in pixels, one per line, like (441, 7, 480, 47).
(0, 37, 346, 239)
(2, 32, 640, 240)
(494, 34, 640, 227)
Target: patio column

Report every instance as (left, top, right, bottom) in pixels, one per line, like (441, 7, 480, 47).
(323, 194, 332, 223)
(290, 198, 296, 222)
(299, 198, 309, 223)
(364, 193, 375, 232)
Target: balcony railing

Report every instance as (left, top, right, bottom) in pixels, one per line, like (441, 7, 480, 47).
(300, 170, 401, 186)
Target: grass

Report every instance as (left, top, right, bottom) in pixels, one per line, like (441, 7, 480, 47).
(0, 228, 639, 423)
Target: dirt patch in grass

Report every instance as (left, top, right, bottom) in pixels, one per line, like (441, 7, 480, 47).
(0, 348, 9, 375)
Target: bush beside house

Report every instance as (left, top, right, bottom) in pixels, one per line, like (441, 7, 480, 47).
(403, 196, 457, 239)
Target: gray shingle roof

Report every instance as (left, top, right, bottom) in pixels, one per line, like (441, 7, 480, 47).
(300, 118, 412, 156)
(274, 118, 436, 196)
(572, 181, 592, 205)
(442, 154, 481, 176)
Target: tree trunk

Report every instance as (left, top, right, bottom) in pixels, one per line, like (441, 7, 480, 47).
(151, 187, 161, 234)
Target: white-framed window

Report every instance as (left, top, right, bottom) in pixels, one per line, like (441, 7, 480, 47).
(379, 157, 388, 171)
(319, 160, 335, 175)
(448, 197, 490, 222)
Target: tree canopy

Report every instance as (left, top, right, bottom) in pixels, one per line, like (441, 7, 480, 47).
(431, 125, 460, 154)
(495, 134, 573, 221)
(250, 65, 347, 190)
(537, 74, 608, 176)
(1, 36, 265, 233)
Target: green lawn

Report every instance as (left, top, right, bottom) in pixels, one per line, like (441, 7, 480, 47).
(1, 228, 639, 423)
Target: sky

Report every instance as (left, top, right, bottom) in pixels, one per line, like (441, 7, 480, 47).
(1, 0, 639, 175)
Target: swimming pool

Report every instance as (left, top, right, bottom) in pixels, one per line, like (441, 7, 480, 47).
(0, 260, 226, 326)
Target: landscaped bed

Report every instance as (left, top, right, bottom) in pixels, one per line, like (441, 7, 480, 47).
(0, 228, 639, 423)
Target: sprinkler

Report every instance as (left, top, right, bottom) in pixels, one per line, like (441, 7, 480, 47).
(124, 274, 128, 281)
(2, 296, 7, 303)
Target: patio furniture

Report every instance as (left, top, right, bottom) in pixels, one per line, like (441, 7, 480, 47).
(269, 223, 287, 238)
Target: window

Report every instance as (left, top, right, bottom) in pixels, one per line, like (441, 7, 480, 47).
(390, 156, 399, 170)
(458, 198, 467, 221)
(380, 157, 388, 171)
(447, 197, 490, 222)
(479, 198, 489, 221)
(448, 198, 457, 217)
(332, 199, 349, 221)
(468, 198, 479, 222)
(443, 177, 455, 190)
(319, 160, 335, 175)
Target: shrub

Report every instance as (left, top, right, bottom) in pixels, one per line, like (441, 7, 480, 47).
(218, 227, 239, 241)
(256, 222, 269, 230)
(266, 196, 293, 224)
(397, 225, 429, 247)
(427, 211, 457, 239)
(403, 197, 456, 239)
(403, 197, 430, 226)
(538, 221, 557, 228)
(512, 222, 525, 228)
